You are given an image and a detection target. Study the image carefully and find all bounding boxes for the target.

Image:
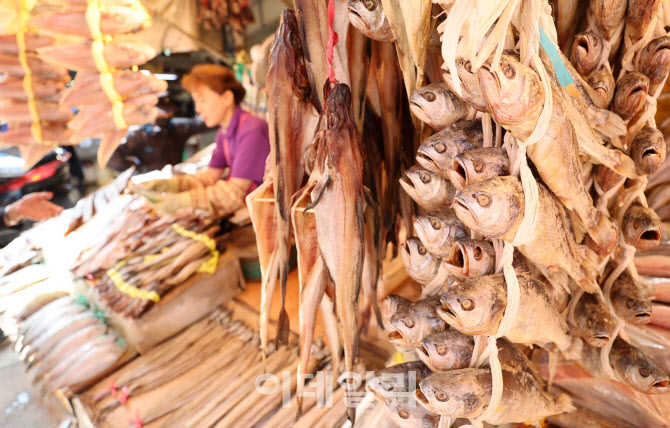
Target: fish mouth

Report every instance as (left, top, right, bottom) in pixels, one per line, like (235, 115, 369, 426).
(409, 98, 429, 118)
(416, 151, 440, 172)
(627, 82, 648, 99)
(346, 6, 367, 31)
(588, 335, 611, 347)
(450, 157, 468, 189)
(650, 377, 670, 392)
(437, 301, 460, 325)
(631, 310, 652, 324)
(452, 197, 477, 226)
(416, 344, 431, 360)
(444, 242, 467, 276)
(638, 227, 661, 245)
(414, 389, 431, 407)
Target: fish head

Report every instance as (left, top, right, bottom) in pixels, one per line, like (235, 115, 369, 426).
(639, 36, 670, 86)
(414, 212, 469, 257)
(443, 60, 488, 111)
(575, 293, 617, 347)
(400, 166, 453, 210)
(610, 270, 652, 325)
(276, 9, 312, 102)
(630, 126, 667, 176)
(450, 148, 510, 189)
(622, 203, 662, 251)
(613, 340, 670, 393)
(368, 362, 427, 401)
(613, 72, 649, 120)
(400, 236, 442, 284)
(592, 0, 628, 34)
(325, 83, 356, 130)
(417, 370, 489, 418)
(571, 31, 605, 76)
(416, 128, 479, 175)
(478, 53, 544, 131)
(346, 0, 394, 42)
(382, 295, 411, 332)
(390, 297, 446, 346)
(418, 330, 475, 371)
(410, 81, 466, 129)
(386, 395, 441, 428)
(587, 66, 616, 108)
(451, 176, 523, 239)
(437, 275, 505, 335)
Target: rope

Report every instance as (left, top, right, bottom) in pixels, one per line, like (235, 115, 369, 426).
(17, 0, 42, 144)
(106, 261, 161, 302)
(128, 409, 144, 428)
(171, 224, 220, 274)
(85, 0, 127, 130)
(326, 0, 338, 85)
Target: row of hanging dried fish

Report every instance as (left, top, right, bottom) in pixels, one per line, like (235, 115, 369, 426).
(250, 0, 670, 426)
(0, 0, 164, 168)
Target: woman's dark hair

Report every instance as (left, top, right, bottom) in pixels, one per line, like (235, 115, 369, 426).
(182, 64, 246, 105)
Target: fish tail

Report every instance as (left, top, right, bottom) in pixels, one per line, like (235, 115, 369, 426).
(574, 245, 600, 294)
(554, 392, 577, 414)
(276, 238, 291, 347)
(581, 208, 618, 257)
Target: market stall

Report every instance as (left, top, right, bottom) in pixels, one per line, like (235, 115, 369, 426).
(2, 0, 670, 427)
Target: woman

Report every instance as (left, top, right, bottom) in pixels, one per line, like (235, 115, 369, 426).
(132, 64, 269, 216)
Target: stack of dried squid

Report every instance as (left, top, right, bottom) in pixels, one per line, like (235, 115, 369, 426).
(15, 295, 128, 394)
(0, 6, 74, 167)
(74, 200, 225, 318)
(248, 0, 670, 426)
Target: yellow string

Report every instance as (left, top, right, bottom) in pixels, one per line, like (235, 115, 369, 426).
(106, 261, 160, 303)
(142, 247, 170, 264)
(17, 0, 42, 144)
(171, 224, 220, 274)
(85, 0, 127, 130)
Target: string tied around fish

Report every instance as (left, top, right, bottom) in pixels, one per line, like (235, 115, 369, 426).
(446, 3, 569, 426)
(16, 0, 44, 145)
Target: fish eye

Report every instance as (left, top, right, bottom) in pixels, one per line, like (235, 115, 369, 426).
(417, 244, 428, 256)
(460, 298, 475, 311)
(436, 391, 449, 402)
(463, 60, 473, 73)
(364, 0, 376, 11)
(476, 193, 491, 207)
(473, 159, 485, 173)
(434, 142, 447, 153)
(420, 172, 432, 183)
(593, 38, 598, 46)
(502, 62, 516, 79)
(436, 344, 448, 356)
(430, 217, 442, 230)
(627, 299, 636, 309)
(398, 409, 410, 419)
(383, 383, 393, 391)
(290, 32, 302, 49)
(423, 92, 436, 102)
(639, 368, 650, 377)
(473, 246, 483, 261)
(633, 218, 642, 229)
(587, 319, 593, 329)
(404, 319, 415, 328)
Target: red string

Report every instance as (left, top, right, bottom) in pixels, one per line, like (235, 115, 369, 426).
(326, 0, 338, 83)
(92, 380, 117, 401)
(128, 409, 143, 428)
(118, 386, 130, 405)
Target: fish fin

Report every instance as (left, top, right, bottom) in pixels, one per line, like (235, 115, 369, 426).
(567, 209, 587, 243)
(554, 392, 577, 414)
(305, 170, 331, 213)
(588, 107, 627, 140)
(575, 245, 600, 294)
(363, 186, 377, 212)
(583, 211, 618, 257)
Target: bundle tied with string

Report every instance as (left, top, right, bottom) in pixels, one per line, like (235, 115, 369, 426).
(437, 3, 560, 425)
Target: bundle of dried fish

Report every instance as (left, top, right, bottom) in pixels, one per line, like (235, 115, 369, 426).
(15, 295, 127, 394)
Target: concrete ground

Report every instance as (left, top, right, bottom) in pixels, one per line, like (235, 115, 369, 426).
(0, 340, 72, 428)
